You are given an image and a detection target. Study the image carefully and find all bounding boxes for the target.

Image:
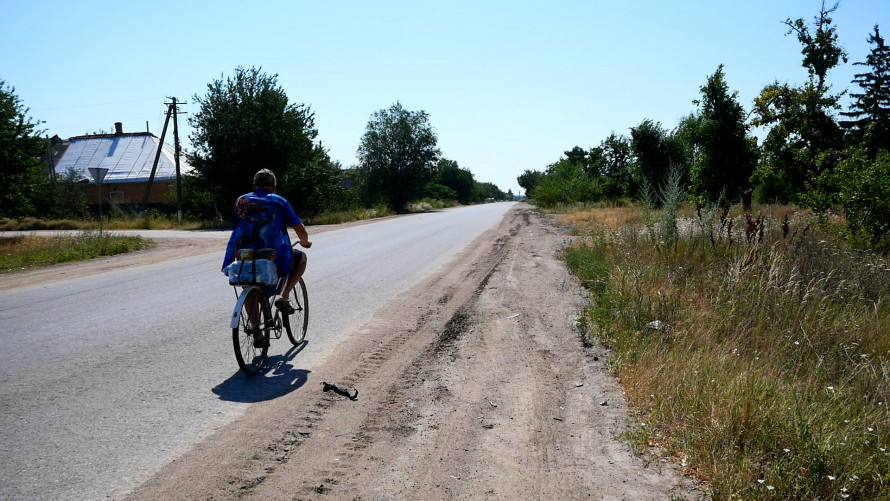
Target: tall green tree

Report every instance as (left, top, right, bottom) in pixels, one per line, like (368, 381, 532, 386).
(475, 182, 506, 202)
(599, 132, 635, 198)
(785, 1, 848, 94)
(841, 25, 890, 156)
(187, 66, 317, 217)
(563, 146, 589, 168)
(279, 145, 355, 217)
(751, 2, 847, 204)
(432, 158, 475, 204)
(630, 119, 687, 197)
(517, 169, 545, 198)
(585, 146, 607, 176)
(686, 65, 758, 205)
(357, 102, 440, 211)
(0, 80, 48, 217)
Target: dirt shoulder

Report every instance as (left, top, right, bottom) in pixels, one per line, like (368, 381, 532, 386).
(129, 204, 702, 500)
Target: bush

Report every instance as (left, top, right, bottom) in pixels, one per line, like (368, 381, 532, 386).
(752, 168, 793, 205)
(832, 147, 890, 246)
(423, 183, 458, 202)
(533, 160, 601, 207)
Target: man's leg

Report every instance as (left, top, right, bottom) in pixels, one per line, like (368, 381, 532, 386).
(279, 251, 306, 301)
(245, 293, 266, 348)
(246, 294, 260, 325)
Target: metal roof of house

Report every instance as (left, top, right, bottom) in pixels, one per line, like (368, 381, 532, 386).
(53, 133, 192, 184)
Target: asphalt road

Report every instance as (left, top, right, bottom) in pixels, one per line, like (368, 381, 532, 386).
(0, 202, 515, 500)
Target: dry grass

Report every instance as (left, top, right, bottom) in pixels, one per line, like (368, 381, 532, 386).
(550, 202, 644, 233)
(0, 215, 212, 231)
(562, 204, 890, 500)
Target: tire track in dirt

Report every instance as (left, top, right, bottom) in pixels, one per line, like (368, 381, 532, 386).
(252, 218, 522, 499)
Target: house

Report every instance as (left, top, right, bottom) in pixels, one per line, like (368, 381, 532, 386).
(53, 122, 191, 206)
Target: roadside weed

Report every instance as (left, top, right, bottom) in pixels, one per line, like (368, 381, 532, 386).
(0, 231, 149, 273)
(561, 204, 890, 499)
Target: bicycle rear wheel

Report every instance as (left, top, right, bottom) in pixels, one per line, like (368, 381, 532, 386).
(233, 286, 270, 375)
(282, 278, 309, 345)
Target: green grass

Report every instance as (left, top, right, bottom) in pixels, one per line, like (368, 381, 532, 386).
(561, 205, 890, 500)
(0, 232, 151, 273)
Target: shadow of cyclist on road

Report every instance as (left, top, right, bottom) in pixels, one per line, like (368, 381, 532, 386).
(213, 342, 310, 403)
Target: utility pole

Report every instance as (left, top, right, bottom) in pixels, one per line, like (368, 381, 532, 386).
(142, 97, 186, 222)
(143, 105, 171, 207)
(170, 96, 185, 225)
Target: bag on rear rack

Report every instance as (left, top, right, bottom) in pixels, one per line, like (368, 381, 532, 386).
(226, 258, 278, 285)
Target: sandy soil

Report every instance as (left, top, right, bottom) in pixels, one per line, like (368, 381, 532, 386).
(95, 205, 702, 499)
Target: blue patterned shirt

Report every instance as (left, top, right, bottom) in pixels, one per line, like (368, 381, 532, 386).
(221, 188, 302, 273)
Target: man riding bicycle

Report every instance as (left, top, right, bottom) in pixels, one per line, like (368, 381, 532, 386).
(222, 169, 312, 314)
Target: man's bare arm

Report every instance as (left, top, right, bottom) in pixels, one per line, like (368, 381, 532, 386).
(294, 223, 312, 248)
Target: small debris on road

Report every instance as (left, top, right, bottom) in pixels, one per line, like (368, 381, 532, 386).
(322, 381, 358, 401)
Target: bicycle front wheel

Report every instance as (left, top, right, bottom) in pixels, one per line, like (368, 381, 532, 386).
(233, 286, 270, 375)
(282, 278, 308, 345)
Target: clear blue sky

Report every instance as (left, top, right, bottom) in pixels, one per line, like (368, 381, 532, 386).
(2, 1, 888, 195)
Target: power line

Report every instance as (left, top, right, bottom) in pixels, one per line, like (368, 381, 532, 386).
(32, 97, 162, 112)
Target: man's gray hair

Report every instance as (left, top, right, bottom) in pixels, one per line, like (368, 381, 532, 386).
(253, 169, 276, 188)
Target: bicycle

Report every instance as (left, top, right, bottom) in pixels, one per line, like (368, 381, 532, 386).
(228, 247, 309, 375)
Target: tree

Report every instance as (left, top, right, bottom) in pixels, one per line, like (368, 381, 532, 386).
(517, 169, 545, 198)
(841, 25, 890, 156)
(187, 66, 317, 217)
(599, 132, 634, 199)
(785, 1, 848, 95)
(0, 79, 49, 217)
(557, 146, 606, 177)
(475, 182, 506, 202)
(357, 102, 440, 211)
(629, 119, 687, 197)
(432, 158, 475, 204)
(46, 168, 89, 219)
(534, 159, 599, 207)
(563, 146, 589, 168)
(686, 65, 758, 205)
(279, 145, 354, 217)
(751, 2, 847, 204)
(424, 182, 458, 201)
(585, 146, 607, 176)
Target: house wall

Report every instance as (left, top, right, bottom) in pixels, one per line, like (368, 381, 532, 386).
(89, 180, 178, 206)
